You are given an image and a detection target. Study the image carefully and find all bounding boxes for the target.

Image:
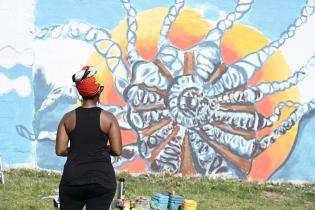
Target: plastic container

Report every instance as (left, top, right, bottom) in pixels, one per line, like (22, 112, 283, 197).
(150, 192, 170, 210)
(134, 196, 151, 210)
(182, 199, 198, 210)
(168, 194, 184, 210)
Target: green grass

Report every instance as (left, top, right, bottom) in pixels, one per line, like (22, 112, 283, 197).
(1, 169, 315, 210)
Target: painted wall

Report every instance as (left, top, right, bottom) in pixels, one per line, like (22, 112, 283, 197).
(1, 0, 315, 182)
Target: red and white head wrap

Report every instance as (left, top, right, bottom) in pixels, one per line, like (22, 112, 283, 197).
(72, 66, 101, 97)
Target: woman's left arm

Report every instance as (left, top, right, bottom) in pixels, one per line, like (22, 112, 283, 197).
(56, 115, 70, 156)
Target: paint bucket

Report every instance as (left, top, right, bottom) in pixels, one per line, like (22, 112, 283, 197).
(150, 192, 170, 210)
(182, 199, 198, 210)
(134, 196, 151, 210)
(168, 194, 184, 210)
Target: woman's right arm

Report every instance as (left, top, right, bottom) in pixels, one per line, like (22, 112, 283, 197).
(56, 115, 70, 156)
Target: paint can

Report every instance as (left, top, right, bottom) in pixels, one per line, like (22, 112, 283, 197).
(134, 196, 151, 210)
(182, 199, 197, 210)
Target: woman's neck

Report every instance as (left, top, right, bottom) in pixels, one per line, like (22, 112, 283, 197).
(81, 100, 97, 108)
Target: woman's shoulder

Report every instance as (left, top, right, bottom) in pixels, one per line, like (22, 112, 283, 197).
(100, 109, 115, 118)
(64, 109, 76, 118)
(61, 109, 76, 124)
(99, 109, 117, 132)
(61, 110, 76, 133)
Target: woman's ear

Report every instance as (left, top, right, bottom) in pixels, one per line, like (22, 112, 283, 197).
(99, 86, 104, 93)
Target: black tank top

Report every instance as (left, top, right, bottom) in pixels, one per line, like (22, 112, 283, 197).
(60, 107, 116, 189)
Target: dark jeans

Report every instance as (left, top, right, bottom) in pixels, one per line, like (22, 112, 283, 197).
(59, 183, 116, 210)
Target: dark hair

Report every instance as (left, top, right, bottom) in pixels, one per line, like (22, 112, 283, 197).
(82, 93, 99, 101)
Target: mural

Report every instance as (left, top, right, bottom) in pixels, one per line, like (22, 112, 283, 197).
(1, 0, 315, 182)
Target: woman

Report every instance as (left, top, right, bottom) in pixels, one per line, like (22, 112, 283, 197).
(56, 66, 122, 210)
